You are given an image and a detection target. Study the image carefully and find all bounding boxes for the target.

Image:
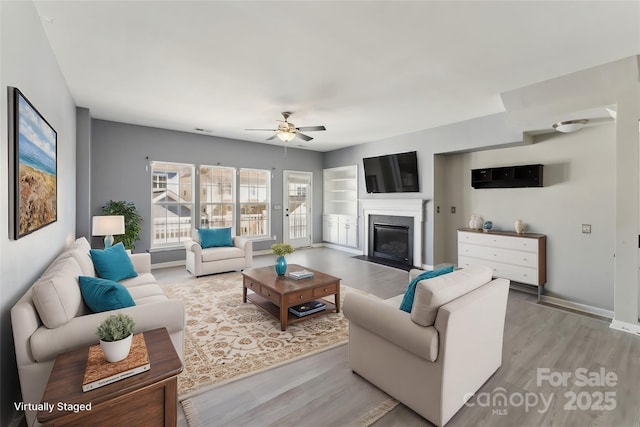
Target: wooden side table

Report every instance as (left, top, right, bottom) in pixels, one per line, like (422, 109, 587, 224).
(37, 328, 182, 426)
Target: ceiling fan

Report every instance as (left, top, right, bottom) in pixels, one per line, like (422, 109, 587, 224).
(246, 112, 326, 142)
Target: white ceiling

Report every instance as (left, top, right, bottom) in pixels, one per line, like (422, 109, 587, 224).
(33, 1, 640, 152)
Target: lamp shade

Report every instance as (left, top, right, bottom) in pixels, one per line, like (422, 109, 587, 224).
(92, 215, 125, 236)
(277, 131, 296, 142)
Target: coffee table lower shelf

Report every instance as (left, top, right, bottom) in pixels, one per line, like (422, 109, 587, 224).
(246, 292, 337, 327)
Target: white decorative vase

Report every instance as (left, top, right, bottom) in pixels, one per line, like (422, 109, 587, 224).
(515, 219, 526, 234)
(100, 334, 133, 363)
(469, 214, 484, 230)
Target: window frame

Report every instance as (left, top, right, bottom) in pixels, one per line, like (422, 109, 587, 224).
(198, 164, 236, 232)
(150, 161, 195, 250)
(238, 168, 271, 239)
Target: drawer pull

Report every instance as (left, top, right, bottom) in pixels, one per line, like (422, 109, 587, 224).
(299, 295, 303, 299)
(324, 288, 328, 292)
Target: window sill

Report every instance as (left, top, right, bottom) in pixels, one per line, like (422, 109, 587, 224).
(150, 245, 186, 253)
(243, 236, 276, 243)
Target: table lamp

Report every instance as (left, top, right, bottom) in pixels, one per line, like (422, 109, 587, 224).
(92, 215, 125, 248)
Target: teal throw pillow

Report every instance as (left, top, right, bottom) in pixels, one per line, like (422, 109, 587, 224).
(198, 227, 233, 248)
(89, 242, 138, 282)
(78, 276, 136, 313)
(399, 266, 455, 313)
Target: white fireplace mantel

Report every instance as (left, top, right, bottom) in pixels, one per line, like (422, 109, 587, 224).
(359, 199, 425, 268)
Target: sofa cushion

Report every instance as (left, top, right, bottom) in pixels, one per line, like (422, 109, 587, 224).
(399, 266, 454, 312)
(70, 249, 96, 277)
(32, 258, 84, 329)
(90, 242, 138, 282)
(127, 284, 167, 301)
(79, 276, 136, 313)
(410, 265, 493, 327)
(201, 246, 245, 262)
(120, 273, 158, 288)
(198, 227, 233, 248)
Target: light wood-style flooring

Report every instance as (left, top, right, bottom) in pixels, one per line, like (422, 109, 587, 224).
(154, 247, 640, 427)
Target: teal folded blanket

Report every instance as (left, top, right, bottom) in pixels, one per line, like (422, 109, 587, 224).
(399, 266, 454, 312)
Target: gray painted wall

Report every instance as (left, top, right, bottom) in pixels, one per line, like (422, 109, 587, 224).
(0, 1, 77, 424)
(323, 112, 524, 266)
(76, 108, 92, 239)
(88, 120, 324, 263)
(440, 123, 616, 310)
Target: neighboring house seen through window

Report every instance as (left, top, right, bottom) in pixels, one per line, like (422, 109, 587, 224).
(151, 162, 271, 249)
(199, 165, 235, 230)
(151, 161, 195, 248)
(239, 168, 270, 238)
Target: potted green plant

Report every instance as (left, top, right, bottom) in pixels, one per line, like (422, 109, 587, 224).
(96, 313, 135, 362)
(101, 200, 143, 250)
(271, 243, 295, 276)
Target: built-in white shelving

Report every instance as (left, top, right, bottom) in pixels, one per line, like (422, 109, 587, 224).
(323, 165, 358, 247)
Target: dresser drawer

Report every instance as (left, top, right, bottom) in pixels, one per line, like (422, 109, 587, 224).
(490, 262, 539, 286)
(458, 243, 538, 268)
(287, 289, 314, 304)
(458, 256, 540, 286)
(313, 283, 338, 298)
(459, 231, 538, 252)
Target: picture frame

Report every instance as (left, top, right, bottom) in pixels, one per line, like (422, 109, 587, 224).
(8, 87, 57, 239)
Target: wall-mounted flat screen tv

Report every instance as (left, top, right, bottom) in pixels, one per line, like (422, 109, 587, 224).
(363, 151, 419, 193)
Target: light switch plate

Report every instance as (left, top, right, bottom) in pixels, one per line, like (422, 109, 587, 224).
(582, 224, 591, 234)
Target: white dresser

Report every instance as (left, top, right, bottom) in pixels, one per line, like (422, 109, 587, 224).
(457, 228, 546, 290)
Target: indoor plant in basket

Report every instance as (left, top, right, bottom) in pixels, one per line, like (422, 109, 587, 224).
(96, 313, 136, 362)
(271, 243, 295, 276)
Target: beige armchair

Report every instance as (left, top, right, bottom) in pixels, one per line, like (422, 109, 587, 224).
(343, 266, 509, 426)
(184, 229, 253, 277)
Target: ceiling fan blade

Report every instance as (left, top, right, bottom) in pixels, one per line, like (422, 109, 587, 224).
(245, 128, 277, 131)
(296, 132, 313, 142)
(266, 134, 279, 141)
(296, 125, 326, 132)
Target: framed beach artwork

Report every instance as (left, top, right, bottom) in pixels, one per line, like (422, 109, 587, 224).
(8, 87, 57, 239)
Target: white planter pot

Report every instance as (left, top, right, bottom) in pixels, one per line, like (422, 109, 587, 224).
(100, 334, 133, 362)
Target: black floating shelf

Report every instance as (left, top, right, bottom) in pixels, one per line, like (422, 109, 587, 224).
(472, 164, 543, 189)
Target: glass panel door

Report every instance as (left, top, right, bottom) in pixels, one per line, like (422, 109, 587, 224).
(283, 171, 312, 248)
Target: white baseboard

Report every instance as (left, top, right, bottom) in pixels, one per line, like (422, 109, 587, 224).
(609, 319, 640, 335)
(321, 243, 363, 256)
(151, 260, 185, 270)
(539, 295, 614, 319)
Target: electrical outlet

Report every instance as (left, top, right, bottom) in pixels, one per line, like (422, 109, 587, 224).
(582, 224, 591, 234)
(451, 206, 456, 214)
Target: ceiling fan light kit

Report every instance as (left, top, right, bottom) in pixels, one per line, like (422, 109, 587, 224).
(246, 112, 326, 143)
(552, 119, 589, 133)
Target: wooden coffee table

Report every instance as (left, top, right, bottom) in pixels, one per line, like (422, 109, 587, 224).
(242, 264, 341, 331)
(37, 328, 182, 427)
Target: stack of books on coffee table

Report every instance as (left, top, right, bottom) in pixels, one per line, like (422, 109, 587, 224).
(289, 301, 326, 317)
(288, 269, 314, 280)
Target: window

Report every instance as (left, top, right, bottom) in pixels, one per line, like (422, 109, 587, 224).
(151, 161, 194, 247)
(199, 165, 235, 230)
(239, 169, 270, 237)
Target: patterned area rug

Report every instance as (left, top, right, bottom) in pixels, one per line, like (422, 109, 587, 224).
(162, 272, 351, 398)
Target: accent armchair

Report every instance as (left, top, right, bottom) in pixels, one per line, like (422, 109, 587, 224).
(343, 266, 509, 426)
(184, 229, 253, 277)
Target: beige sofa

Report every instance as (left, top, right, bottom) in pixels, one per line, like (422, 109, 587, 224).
(343, 265, 509, 427)
(11, 237, 185, 427)
(184, 229, 252, 277)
